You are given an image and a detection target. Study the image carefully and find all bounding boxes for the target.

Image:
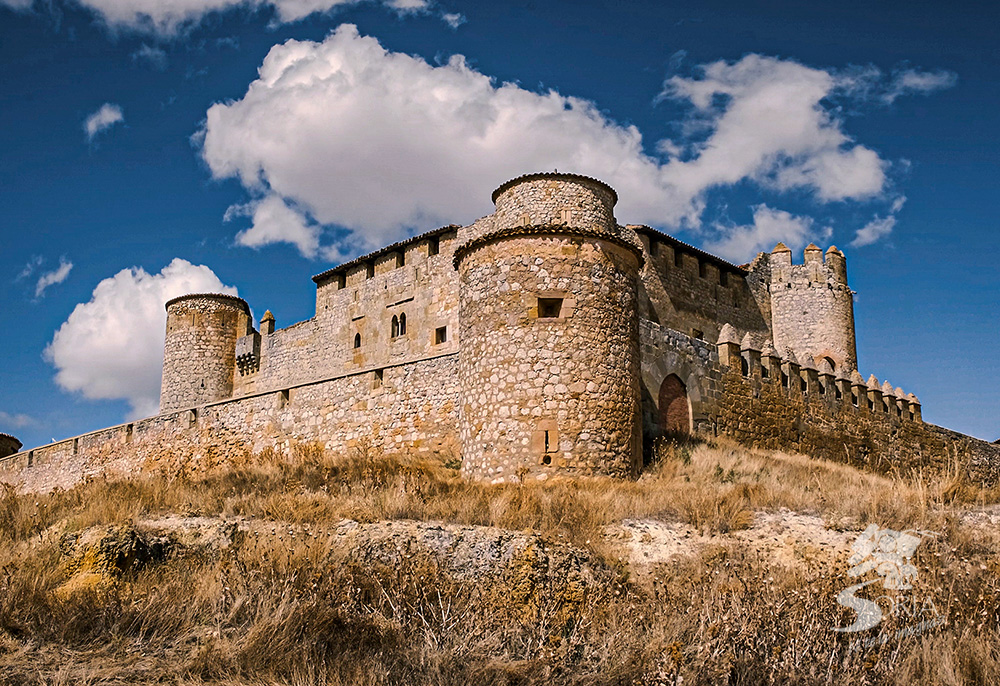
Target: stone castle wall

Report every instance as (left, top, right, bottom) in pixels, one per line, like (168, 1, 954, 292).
(634, 228, 771, 348)
(233, 228, 461, 397)
(1, 354, 459, 494)
(2, 172, 995, 494)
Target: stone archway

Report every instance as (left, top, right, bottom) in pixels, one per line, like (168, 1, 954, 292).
(658, 374, 691, 437)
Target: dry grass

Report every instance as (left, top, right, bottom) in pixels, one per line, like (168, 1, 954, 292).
(1, 438, 999, 685)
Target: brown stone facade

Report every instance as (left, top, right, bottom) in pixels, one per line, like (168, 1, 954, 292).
(1, 172, 997, 493)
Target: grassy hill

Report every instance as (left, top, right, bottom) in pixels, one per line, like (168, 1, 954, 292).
(1, 439, 999, 685)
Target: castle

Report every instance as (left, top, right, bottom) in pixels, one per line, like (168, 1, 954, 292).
(2, 172, 998, 491)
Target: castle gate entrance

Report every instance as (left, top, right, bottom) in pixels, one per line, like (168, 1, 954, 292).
(658, 374, 690, 437)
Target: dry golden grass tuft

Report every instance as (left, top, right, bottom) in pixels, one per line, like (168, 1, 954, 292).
(1, 438, 999, 684)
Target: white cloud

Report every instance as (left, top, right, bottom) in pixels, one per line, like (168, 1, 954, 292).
(45, 258, 237, 418)
(885, 69, 957, 104)
(704, 206, 829, 263)
(200, 28, 907, 256)
(441, 11, 464, 28)
(660, 55, 887, 212)
(16, 255, 43, 281)
(0, 0, 33, 9)
(226, 193, 335, 259)
(0, 411, 36, 430)
(34, 258, 73, 298)
(84, 103, 124, 140)
(59, 0, 432, 35)
(131, 43, 168, 70)
(851, 215, 896, 247)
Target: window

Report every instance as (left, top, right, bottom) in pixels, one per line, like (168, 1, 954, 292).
(835, 386, 843, 400)
(800, 377, 807, 392)
(399, 312, 406, 335)
(761, 364, 769, 379)
(365, 263, 374, 279)
(699, 261, 708, 279)
(818, 380, 826, 395)
(354, 333, 362, 349)
(428, 237, 440, 256)
(674, 250, 683, 268)
(279, 389, 290, 408)
(740, 356, 749, 377)
(391, 315, 399, 338)
(560, 208, 572, 223)
(435, 326, 448, 345)
(373, 369, 383, 389)
(538, 297, 563, 319)
(852, 391, 859, 407)
(781, 371, 789, 388)
(823, 357, 836, 373)
(720, 271, 728, 287)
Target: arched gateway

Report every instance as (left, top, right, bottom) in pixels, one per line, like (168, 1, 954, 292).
(658, 374, 691, 437)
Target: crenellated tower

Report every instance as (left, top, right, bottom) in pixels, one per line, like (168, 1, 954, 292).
(160, 293, 253, 413)
(454, 173, 644, 482)
(768, 243, 858, 373)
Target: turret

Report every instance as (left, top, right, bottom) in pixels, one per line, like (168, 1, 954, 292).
(454, 172, 644, 481)
(0, 433, 21, 459)
(160, 293, 252, 413)
(768, 243, 857, 373)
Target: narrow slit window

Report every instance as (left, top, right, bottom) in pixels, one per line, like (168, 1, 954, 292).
(396, 252, 405, 268)
(699, 262, 708, 279)
(399, 312, 406, 335)
(365, 263, 374, 279)
(674, 250, 683, 268)
(354, 333, 362, 349)
(373, 369, 383, 389)
(740, 356, 749, 377)
(538, 297, 563, 319)
(391, 315, 399, 338)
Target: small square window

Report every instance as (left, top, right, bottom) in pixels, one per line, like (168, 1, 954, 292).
(538, 297, 563, 319)
(435, 326, 448, 345)
(428, 237, 440, 256)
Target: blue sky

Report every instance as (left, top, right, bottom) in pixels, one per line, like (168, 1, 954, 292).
(1, 0, 997, 448)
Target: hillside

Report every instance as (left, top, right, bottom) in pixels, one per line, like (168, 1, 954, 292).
(2, 439, 999, 685)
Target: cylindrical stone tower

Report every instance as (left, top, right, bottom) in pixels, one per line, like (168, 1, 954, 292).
(454, 172, 644, 482)
(159, 293, 251, 413)
(769, 243, 857, 373)
(0, 433, 22, 459)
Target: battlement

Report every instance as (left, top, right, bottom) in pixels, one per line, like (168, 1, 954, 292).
(769, 243, 849, 286)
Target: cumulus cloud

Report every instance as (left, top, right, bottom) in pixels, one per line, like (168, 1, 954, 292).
(441, 11, 464, 28)
(200, 28, 905, 257)
(660, 55, 887, 210)
(57, 0, 432, 35)
(84, 103, 124, 140)
(226, 193, 341, 259)
(34, 258, 73, 298)
(704, 206, 829, 263)
(45, 258, 237, 418)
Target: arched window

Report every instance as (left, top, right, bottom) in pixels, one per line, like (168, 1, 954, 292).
(823, 357, 837, 373)
(391, 315, 399, 338)
(399, 312, 406, 335)
(354, 333, 361, 349)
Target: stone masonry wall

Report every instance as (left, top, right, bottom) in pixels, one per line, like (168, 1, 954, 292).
(639, 321, 1000, 484)
(635, 230, 771, 347)
(768, 245, 858, 372)
(457, 234, 642, 482)
(161, 294, 252, 412)
(0, 355, 459, 494)
(233, 230, 460, 397)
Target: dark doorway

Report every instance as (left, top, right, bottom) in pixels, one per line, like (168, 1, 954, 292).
(658, 374, 690, 437)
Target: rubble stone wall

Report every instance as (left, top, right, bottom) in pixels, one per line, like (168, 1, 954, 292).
(1, 354, 459, 494)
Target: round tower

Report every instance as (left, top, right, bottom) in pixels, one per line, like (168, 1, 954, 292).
(768, 243, 857, 373)
(0, 432, 22, 459)
(454, 172, 644, 482)
(159, 293, 251, 414)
